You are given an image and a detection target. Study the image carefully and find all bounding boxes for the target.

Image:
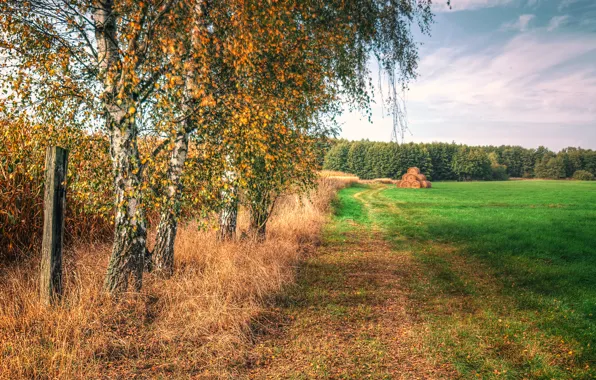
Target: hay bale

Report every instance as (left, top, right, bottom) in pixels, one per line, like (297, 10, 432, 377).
(402, 173, 419, 182)
(399, 167, 431, 189)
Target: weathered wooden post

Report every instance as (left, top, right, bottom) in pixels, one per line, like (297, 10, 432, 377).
(40, 146, 68, 305)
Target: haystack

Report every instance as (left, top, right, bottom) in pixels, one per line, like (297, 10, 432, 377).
(397, 167, 432, 189)
(402, 173, 419, 182)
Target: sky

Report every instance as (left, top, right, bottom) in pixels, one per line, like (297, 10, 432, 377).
(337, 0, 596, 151)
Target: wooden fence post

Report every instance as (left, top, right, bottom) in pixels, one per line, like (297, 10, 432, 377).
(40, 146, 68, 305)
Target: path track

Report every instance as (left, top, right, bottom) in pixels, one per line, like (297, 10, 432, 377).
(243, 185, 454, 379)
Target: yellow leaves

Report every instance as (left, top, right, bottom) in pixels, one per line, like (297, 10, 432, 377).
(3, 0, 346, 244)
(199, 95, 216, 108)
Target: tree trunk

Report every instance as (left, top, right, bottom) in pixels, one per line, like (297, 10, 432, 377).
(248, 208, 267, 242)
(94, 1, 148, 294)
(151, 3, 204, 272)
(152, 131, 189, 277)
(217, 190, 238, 241)
(104, 120, 148, 293)
(217, 165, 238, 241)
(248, 189, 273, 242)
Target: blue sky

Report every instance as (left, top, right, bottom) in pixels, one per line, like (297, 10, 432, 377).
(338, 0, 596, 150)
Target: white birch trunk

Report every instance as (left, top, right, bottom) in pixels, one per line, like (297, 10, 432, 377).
(217, 166, 238, 241)
(94, 1, 148, 293)
(151, 4, 203, 274)
(104, 121, 147, 292)
(152, 131, 189, 276)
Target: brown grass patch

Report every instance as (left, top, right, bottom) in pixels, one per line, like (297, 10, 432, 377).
(0, 177, 355, 378)
(359, 178, 398, 185)
(318, 170, 360, 182)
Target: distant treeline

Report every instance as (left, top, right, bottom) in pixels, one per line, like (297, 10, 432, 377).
(322, 140, 596, 181)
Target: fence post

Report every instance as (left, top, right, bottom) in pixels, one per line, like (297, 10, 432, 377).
(40, 146, 68, 305)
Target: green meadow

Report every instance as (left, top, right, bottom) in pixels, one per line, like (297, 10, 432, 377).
(333, 180, 596, 378)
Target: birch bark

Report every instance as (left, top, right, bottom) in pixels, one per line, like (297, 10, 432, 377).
(94, 1, 148, 292)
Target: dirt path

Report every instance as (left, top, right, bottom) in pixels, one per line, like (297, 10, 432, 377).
(242, 186, 454, 379)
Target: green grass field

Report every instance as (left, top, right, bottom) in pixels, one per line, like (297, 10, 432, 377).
(336, 180, 596, 378)
(244, 180, 596, 378)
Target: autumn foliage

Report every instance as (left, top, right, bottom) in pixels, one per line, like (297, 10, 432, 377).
(0, 117, 113, 257)
(0, 0, 433, 375)
(0, 0, 432, 287)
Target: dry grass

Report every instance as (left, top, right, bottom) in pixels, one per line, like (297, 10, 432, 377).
(360, 178, 398, 185)
(320, 170, 399, 185)
(318, 170, 359, 181)
(0, 176, 356, 379)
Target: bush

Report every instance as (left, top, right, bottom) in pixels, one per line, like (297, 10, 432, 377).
(0, 118, 113, 257)
(535, 156, 566, 179)
(573, 170, 595, 181)
(491, 164, 509, 181)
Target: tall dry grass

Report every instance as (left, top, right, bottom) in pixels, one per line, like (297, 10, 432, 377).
(0, 176, 356, 378)
(319, 170, 359, 182)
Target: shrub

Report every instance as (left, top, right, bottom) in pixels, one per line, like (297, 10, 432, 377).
(573, 170, 595, 181)
(535, 156, 566, 179)
(491, 164, 509, 181)
(0, 118, 113, 258)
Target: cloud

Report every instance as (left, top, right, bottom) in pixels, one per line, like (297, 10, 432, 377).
(558, 0, 579, 11)
(547, 15, 570, 31)
(432, 0, 514, 12)
(407, 32, 596, 129)
(338, 2, 596, 150)
(500, 14, 535, 32)
(580, 18, 596, 27)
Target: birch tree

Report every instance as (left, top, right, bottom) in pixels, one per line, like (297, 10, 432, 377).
(1, 0, 435, 281)
(0, 0, 194, 292)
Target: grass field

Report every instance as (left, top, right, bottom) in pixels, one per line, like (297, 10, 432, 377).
(246, 180, 596, 378)
(359, 181, 596, 378)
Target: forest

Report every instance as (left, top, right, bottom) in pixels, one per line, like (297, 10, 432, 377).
(323, 140, 596, 181)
